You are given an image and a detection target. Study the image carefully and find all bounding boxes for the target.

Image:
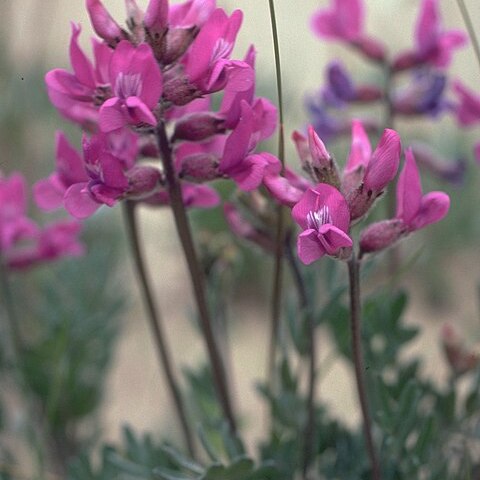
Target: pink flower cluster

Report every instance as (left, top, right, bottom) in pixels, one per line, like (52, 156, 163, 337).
(0, 172, 83, 270)
(40, 0, 279, 219)
(266, 122, 449, 265)
(307, 0, 467, 186)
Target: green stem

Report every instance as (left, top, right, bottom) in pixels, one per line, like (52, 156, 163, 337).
(267, 0, 287, 393)
(457, 0, 480, 74)
(156, 123, 237, 434)
(285, 238, 317, 478)
(123, 201, 196, 457)
(348, 255, 381, 480)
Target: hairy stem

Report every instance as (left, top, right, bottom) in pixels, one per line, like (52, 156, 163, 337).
(267, 0, 286, 392)
(457, 0, 480, 74)
(348, 256, 381, 480)
(156, 123, 237, 434)
(123, 201, 196, 456)
(285, 238, 317, 478)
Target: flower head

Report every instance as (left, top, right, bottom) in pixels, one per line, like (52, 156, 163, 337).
(292, 184, 352, 265)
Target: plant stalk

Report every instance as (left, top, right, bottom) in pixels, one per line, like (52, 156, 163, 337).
(156, 123, 237, 434)
(457, 0, 480, 74)
(285, 238, 317, 478)
(267, 0, 286, 392)
(123, 201, 196, 457)
(347, 255, 381, 480)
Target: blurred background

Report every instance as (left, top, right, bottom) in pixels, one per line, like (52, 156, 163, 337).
(1, 0, 480, 472)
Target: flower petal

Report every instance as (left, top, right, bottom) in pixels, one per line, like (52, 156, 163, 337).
(297, 229, 325, 265)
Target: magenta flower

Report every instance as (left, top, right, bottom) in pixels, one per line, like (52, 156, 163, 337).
(343, 120, 401, 220)
(396, 148, 450, 232)
(310, 0, 386, 62)
(218, 102, 280, 191)
(311, 0, 363, 42)
(219, 46, 277, 139)
(99, 41, 163, 132)
(393, 0, 466, 70)
(0, 173, 39, 253)
(183, 8, 244, 93)
(86, 0, 126, 45)
(292, 184, 352, 265)
(34, 132, 88, 211)
(7, 220, 84, 270)
(63, 134, 162, 219)
(360, 148, 450, 254)
(169, 0, 216, 28)
(264, 167, 312, 208)
(45, 23, 113, 128)
(453, 80, 480, 126)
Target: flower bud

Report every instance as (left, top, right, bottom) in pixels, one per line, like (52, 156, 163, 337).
(173, 113, 225, 142)
(86, 0, 126, 45)
(179, 154, 219, 182)
(144, 0, 169, 34)
(127, 166, 163, 198)
(359, 219, 406, 254)
(355, 86, 383, 102)
(163, 75, 201, 106)
(162, 27, 199, 65)
(307, 126, 341, 188)
(125, 0, 144, 40)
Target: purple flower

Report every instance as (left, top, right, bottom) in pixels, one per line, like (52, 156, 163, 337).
(360, 148, 450, 254)
(393, 0, 466, 71)
(311, 0, 363, 42)
(34, 132, 89, 211)
(392, 70, 448, 117)
(99, 41, 163, 132)
(453, 80, 480, 126)
(183, 8, 244, 93)
(86, 0, 126, 45)
(0, 173, 39, 253)
(45, 23, 113, 128)
(310, 0, 386, 62)
(64, 134, 162, 218)
(396, 148, 450, 232)
(292, 183, 352, 265)
(218, 102, 280, 191)
(219, 46, 277, 139)
(1, 172, 84, 270)
(343, 120, 401, 220)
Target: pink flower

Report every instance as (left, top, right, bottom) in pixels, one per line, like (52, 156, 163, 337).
(86, 0, 126, 45)
(0, 173, 38, 253)
(45, 23, 113, 127)
(311, 0, 363, 42)
(396, 148, 450, 232)
(219, 45, 277, 139)
(63, 134, 161, 219)
(343, 120, 401, 220)
(359, 148, 450, 255)
(393, 0, 466, 70)
(292, 184, 352, 265)
(34, 132, 89, 211)
(218, 102, 280, 191)
(453, 80, 480, 126)
(7, 220, 84, 270)
(169, 0, 216, 28)
(310, 0, 386, 62)
(264, 168, 312, 208)
(99, 41, 163, 132)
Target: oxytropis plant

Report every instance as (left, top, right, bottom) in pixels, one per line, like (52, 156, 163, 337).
(2, 0, 480, 478)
